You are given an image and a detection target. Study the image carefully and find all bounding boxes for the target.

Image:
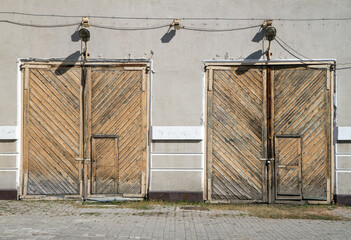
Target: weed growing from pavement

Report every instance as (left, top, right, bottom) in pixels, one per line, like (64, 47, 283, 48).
(1, 200, 350, 220)
(76, 200, 350, 220)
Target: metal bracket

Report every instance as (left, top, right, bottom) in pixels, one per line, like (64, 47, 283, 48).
(81, 17, 90, 27)
(75, 158, 91, 162)
(260, 158, 275, 161)
(171, 19, 181, 30)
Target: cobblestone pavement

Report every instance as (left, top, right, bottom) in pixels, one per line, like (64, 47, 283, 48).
(0, 201, 351, 240)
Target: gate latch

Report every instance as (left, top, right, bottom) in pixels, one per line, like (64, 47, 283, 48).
(75, 158, 90, 162)
(260, 158, 274, 164)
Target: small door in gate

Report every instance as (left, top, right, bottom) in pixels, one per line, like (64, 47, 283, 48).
(275, 136, 302, 200)
(91, 136, 119, 194)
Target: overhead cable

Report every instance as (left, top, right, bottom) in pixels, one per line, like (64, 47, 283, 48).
(90, 23, 170, 31)
(275, 36, 310, 59)
(0, 20, 79, 28)
(181, 24, 261, 32)
(1, 11, 351, 21)
(275, 38, 308, 62)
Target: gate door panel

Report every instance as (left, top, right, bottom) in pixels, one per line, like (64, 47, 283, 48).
(273, 66, 330, 200)
(275, 136, 302, 199)
(86, 66, 148, 196)
(207, 66, 266, 201)
(23, 66, 81, 196)
(92, 136, 119, 194)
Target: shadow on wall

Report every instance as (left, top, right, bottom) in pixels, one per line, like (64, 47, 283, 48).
(71, 31, 80, 42)
(235, 50, 264, 75)
(161, 29, 176, 43)
(55, 51, 81, 75)
(251, 27, 265, 43)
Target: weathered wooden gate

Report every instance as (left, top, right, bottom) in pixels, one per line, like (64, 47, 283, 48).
(20, 62, 149, 199)
(85, 66, 149, 197)
(206, 63, 333, 203)
(272, 66, 332, 201)
(206, 66, 267, 202)
(22, 66, 81, 196)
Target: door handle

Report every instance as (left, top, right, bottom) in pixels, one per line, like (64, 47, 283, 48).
(277, 165, 286, 168)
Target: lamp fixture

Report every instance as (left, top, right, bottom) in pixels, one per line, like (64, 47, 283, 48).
(79, 17, 90, 62)
(79, 27, 90, 42)
(262, 20, 276, 60)
(265, 26, 276, 41)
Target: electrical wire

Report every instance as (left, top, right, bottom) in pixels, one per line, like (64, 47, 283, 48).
(275, 36, 310, 59)
(275, 39, 351, 70)
(90, 23, 261, 32)
(0, 20, 79, 28)
(181, 24, 261, 32)
(1, 11, 351, 21)
(1, 13, 351, 69)
(275, 38, 307, 62)
(90, 23, 170, 31)
(336, 67, 351, 70)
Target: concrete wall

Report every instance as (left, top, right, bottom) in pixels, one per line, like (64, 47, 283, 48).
(0, 0, 351, 199)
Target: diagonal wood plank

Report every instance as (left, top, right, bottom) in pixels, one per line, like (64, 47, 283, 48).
(209, 66, 265, 201)
(25, 67, 80, 195)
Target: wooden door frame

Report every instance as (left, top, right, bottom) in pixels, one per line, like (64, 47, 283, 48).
(204, 60, 335, 204)
(19, 60, 151, 200)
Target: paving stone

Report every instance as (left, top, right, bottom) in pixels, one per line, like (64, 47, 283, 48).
(0, 201, 351, 239)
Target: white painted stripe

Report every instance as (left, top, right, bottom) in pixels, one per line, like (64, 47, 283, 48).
(0, 126, 18, 140)
(17, 59, 22, 188)
(338, 127, 351, 141)
(150, 169, 203, 172)
(151, 153, 204, 155)
(152, 126, 203, 140)
(151, 153, 203, 156)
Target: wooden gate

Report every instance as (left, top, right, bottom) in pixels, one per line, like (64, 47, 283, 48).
(272, 66, 332, 201)
(22, 65, 81, 196)
(21, 63, 149, 199)
(206, 66, 267, 202)
(85, 66, 148, 197)
(206, 63, 333, 203)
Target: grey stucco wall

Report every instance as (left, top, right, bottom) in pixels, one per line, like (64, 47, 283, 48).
(0, 0, 350, 195)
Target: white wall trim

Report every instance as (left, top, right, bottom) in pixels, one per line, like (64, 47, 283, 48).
(338, 127, 351, 141)
(16, 60, 22, 189)
(0, 126, 18, 140)
(151, 126, 203, 140)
